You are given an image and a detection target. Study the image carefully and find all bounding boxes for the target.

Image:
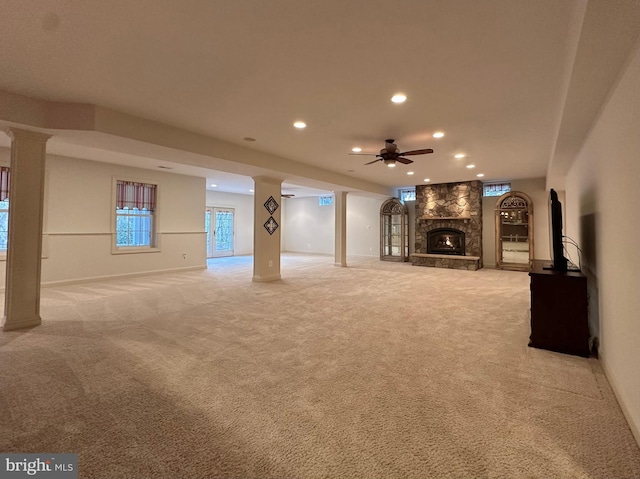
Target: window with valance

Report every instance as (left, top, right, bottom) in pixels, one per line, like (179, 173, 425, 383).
(115, 180, 157, 248)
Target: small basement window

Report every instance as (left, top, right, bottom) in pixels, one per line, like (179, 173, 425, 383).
(483, 182, 511, 197)
(319, 195, 334, 206)
(399, 188, 416, 203)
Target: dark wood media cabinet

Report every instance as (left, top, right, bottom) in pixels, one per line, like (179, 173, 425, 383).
(528, 260, 590, 357)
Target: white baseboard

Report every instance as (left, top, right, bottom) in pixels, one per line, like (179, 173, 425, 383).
(281, 249, 332, 256)
(39, 265, 207, 288)
(599, 353, 640, 447)
(281, 250, 380, 258)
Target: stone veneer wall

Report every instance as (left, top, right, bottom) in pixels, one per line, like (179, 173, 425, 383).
(415, 181, 483, 269)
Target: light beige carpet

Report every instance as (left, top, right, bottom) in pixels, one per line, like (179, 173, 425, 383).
(1, 254, 638, 479)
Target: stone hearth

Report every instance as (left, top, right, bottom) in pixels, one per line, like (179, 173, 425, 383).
(411, 181, 483, 270)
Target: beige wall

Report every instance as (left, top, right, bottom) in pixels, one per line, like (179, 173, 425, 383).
(564, 42, 640, 444)
(282, 194, 382, 257)
(346, 194, 382, 257)
(282, 196, 335, 254)
(0, 149, 206, 288)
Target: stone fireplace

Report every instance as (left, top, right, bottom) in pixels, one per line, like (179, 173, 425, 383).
(412, 181, 483, 270)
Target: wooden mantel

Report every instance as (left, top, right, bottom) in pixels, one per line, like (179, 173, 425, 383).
(419, 216, 473, 221)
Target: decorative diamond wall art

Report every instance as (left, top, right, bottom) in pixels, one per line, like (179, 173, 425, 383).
(264, 196, 279, 215)
(264, 216, 279, 235)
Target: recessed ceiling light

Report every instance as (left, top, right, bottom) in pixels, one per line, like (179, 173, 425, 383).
(391, 93, 407, 103)
(210, 184, 217, 187)
(424, 178, 431, 182)
(407, 171, 414, 175)
(476, 173, 484, 178)
(466, 164, 476, 169)
(243, 137, 256, 142)
(293, 121, 306, 129)
(433, 132, 444, 138)
(454, 153, 465, 159)
(352, 147, 362, 153)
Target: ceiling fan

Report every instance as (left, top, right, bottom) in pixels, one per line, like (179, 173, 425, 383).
(352, 139, 434, 167)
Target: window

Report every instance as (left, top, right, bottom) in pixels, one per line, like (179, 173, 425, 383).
(0, 198, 8, 252)
(0, 166, 10, 252)
(319, 195, 334, 206)
(116, 207, 153, 246)
(115, 180, 157, 248)
(399, 188, 416, 203)
(483, 182, 511, 197)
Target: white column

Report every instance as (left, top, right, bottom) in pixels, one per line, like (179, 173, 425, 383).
(3, 129, 51, 331)
(252, 176, 283, 282)
(334, 191, 348, 267)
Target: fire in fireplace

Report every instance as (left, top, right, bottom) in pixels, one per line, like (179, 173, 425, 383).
(427, 228, 466, 255)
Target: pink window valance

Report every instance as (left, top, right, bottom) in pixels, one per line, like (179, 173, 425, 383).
(116, 180, 156, 211)
(0, 167, 10, 201)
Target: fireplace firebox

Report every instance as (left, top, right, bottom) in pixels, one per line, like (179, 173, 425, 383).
(427, 228, 465, 255)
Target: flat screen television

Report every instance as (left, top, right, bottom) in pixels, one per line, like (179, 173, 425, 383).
(549, 188, 568, 272)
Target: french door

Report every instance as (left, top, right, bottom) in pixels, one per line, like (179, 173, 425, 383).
(205, 207, 234, 258)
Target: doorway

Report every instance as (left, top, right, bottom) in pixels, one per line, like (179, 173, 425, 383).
(205, 207, 235, 258)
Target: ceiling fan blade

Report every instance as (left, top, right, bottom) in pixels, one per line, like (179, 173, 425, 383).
(399, 148, 434, 156)
(396, 157, 414, 164)
(364, 159, 381, 165)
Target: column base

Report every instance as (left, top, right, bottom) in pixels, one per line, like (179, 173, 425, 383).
(3, 315, 42, 331)
(334, 262, 347, 267)
(252, 274, 282, 283)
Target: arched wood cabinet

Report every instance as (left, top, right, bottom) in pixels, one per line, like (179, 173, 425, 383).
(380, 198, 409, 262)
(495, 191, 534, 271)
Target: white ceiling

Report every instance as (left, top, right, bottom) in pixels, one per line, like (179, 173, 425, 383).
(1, 0, 638, 196)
